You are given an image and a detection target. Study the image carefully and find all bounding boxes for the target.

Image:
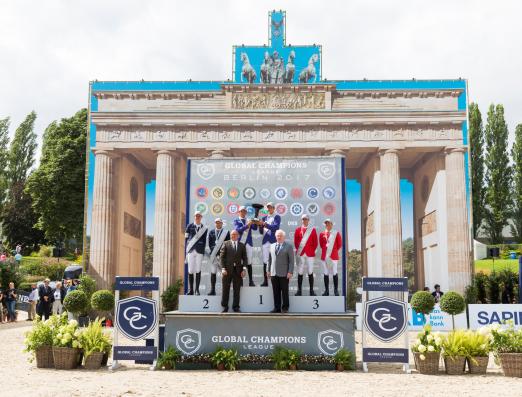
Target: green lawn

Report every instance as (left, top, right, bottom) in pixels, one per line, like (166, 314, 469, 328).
(474, 259, 519, 274)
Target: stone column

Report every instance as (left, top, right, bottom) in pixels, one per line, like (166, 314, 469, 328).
(379, 148, 403, 278)
(89, 150, 115, 290)
(153, 150, 176, 294)
(445, 147, 471, 293)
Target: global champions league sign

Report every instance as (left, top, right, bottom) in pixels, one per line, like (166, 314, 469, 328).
(364, 297, 408, 342)
(116, 296, 158, 340)
(174, 326, 345, 356)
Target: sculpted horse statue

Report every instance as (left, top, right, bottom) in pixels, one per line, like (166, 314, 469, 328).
(283, 50, 296, 83)
(298, 53, 319, 83)
(240, 53, 257, 83)
(260, 51, 271, 84)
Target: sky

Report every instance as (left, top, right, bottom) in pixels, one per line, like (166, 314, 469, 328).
(1, 0, 520, 247)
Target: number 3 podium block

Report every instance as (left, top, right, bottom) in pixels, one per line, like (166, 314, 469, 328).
(178, 287, 345, 313)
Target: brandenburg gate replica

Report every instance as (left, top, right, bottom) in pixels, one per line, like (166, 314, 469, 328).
(85, 10, 472, 306)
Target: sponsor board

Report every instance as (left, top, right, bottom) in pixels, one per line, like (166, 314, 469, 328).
(469, 304, 522, 330)
(356, 303, 468, 331)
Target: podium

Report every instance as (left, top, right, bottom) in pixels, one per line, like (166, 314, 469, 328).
(179, 287, 345, 313)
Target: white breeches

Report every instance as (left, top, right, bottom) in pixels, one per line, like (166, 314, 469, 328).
(210, 257, 221, 274)
(187, 251, 203, 274)
(246, 244, 253, 265)
(321, 259, 338, 276)
(297, 255, 315, 275)
(262, 242, 271, 264)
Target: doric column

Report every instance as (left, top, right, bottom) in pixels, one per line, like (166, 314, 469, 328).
(89, 150, 115, 290)
(153, 150, 176, 294)
(379, 148, 403, 278)
(445, 147, 471, 293)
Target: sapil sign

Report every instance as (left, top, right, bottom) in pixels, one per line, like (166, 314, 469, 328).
(469, 304, 522, 330)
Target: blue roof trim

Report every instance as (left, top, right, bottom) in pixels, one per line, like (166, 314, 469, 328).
(90, 79, 467, 92)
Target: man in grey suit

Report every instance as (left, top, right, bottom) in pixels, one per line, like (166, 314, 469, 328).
(219, 230, 247, 313)
(267, 230, 294, 313)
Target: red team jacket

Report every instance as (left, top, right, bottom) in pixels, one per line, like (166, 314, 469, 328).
(293, 226, 318, 257)
(319, 230, 342, 260)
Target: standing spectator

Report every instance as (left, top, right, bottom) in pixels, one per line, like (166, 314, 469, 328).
(15, 244, 22, 254)
(52, 282, 65, 315)
(37, 279, 53, 320)
(28, 283, 38, 321)
(5, 282, 17, 322)
(65, 279, 76, 295)
(432, 284, 444, 303)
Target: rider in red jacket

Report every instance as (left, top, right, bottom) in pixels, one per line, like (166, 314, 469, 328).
(319, 219, 342, 296)
(294, 214, 318, 296)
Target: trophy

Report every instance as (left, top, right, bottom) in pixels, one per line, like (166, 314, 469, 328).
(251, 203, 265, 224)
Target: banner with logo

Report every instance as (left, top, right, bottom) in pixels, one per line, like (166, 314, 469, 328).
(469, 304, 522, 330)
(188, 157, 346, 295)
(165, 313, 355, 356)
(356, 303, 468, 331)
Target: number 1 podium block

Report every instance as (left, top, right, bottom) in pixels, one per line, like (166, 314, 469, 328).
(178, 287, 345, 313)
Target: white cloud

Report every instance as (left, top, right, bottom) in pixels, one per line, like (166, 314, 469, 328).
(0, 0, 520, 151)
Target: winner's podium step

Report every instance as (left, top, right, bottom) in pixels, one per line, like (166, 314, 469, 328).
(179, 287, 345, 313)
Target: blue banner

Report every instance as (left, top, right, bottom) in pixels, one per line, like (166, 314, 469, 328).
(362, 277, 408, 292)
(115, 276, 159, 291)
(113, 346, 158, 361)
(363, 348, 409, 363)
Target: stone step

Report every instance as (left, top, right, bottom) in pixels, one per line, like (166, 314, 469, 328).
(179, 286, 345, 313)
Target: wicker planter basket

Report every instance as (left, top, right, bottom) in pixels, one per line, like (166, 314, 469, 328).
(35, 346, 54, 368)
(443, 356, 466, 375)
(468, 356, 489, 374)
(499, 353, 522, 377)
(413, 352, 440, 375)
(84, 352, 104, 370)
(52, 347, 81, 370)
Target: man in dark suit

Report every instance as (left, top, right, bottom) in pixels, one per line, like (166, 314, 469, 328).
(37, 278, 53, 320)
(219, 229, 247, 313)
(267, 230, 294, 313)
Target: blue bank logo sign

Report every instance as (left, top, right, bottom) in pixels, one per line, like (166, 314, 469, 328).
(364, 296, 408, 342)
(116, 296, 158, 340)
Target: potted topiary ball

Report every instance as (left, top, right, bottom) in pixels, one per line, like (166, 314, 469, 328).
(91, 290, 115, 325)
(410, 291, 436, 325)
(63, 290, 89, 325)
(439, 291, 466, 330)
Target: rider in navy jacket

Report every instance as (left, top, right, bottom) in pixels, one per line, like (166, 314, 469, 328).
(258, 203, 281, 286)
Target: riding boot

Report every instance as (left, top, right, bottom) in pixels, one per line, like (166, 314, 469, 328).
(187, 274, 194, 295)
(247, 265, 255, 286)
(261, 263, 269, 287)
(322, 275, 329, 296)
(295, 275, 303, 296)
(195, 272, 201, 295)
(333, 274, 339, 296)
(308, 274, 316, 296)
(209, 273, 217, 295)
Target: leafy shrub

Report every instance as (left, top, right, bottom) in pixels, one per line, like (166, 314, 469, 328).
(488, 322, 522, 355)
(38, 245, 53, 257)
(22, 259, 67, 280)
(63, 290, 89, 315)
(78, 318, 112, 359)
(333, 348, 355, 369)
(464, 284, 478, 304)
(210, 346, 240, 370)
(441, 330, 467, 359)
(91, 290, 114, 312)
(474, 272, 488, 303)
(270, 346, 301, 369)
(157, 346, 181, 370)
(53, 319, 82, 348)
(463, 330, 490, 357)
(0, 259, 24, 290)
(161, 279, 183, 312)
(486, 272, 501, 303)
(411, 325, 442, 361)
(23, 319, 54, 362)
(78, 273, 97, 312)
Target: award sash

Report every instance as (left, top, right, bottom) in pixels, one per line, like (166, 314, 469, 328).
(297, 226, 315, 256)
(209, 228, 228, 265)
(185, 225, 207, 255)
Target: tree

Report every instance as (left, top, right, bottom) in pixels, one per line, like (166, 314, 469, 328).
(346, 249, 362, 310)
(511, 124, 522, 242)
(483, 104, 512, 243)
(469, 103, 486, 238)
(26, 109, 87, 246)
(1, 112, 43, 252)
(402, 238, 415, 289)
(0, 117, 9, 212)
(7, 111, 37, 186)
(1, 182, 44, 252)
